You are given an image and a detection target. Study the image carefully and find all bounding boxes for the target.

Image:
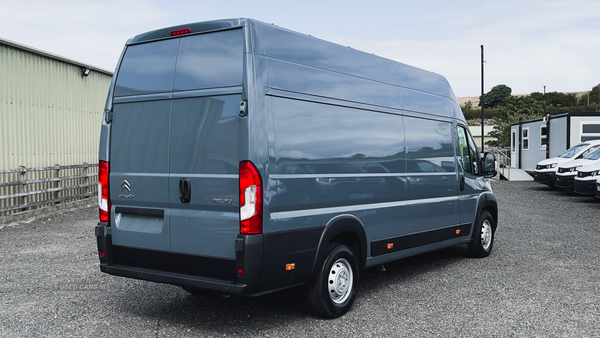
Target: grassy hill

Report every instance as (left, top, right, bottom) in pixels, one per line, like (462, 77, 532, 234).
(457, 91, 590, 107)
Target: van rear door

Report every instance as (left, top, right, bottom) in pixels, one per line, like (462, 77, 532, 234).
(109, 29, 244, 270)
(109, 37, 179, 253)
(168, 94, 241, 260)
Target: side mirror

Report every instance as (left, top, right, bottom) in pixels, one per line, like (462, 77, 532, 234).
(483, 152, 497, 178)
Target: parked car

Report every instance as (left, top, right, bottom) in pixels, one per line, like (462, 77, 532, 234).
(555, 146, 600, 190)
(596, 177, 600, 199)
(534, 139, 600, 187)
(574, 161, 600, 198)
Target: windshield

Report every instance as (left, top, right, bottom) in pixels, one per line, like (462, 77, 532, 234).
(584, 147, 600, 160)
(559, 143, 588, 158)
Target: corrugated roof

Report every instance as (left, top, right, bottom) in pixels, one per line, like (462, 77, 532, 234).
(0, 36, 113, 76)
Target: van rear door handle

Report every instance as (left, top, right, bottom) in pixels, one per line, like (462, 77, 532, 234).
(179, 178, 191, 203)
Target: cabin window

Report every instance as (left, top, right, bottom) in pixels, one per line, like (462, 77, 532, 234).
(456, 126, 479, 175)
(540, 125, 548, 150)
(522, 128, 529, 150)
(580, 122, 600, 142)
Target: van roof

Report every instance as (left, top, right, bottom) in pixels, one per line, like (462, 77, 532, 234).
(124, 18, 460, 117)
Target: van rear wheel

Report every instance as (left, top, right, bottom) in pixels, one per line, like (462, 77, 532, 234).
(468, 210, 495, 258)
(307, 244, 358, 318)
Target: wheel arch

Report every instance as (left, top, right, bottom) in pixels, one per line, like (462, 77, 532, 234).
(477, 192, 498, 233)
(310, 214, 367, 281)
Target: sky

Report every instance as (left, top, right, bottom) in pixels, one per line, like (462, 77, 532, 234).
(2, 0, 600, 98)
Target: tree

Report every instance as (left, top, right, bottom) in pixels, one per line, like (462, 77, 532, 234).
(479, 84, 512, 108)
(486, 96, 544, 147)
(578, 83, 600, 106)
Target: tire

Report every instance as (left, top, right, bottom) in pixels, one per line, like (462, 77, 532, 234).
(307, 244, 359, 318)
(468, 210, 495, 258)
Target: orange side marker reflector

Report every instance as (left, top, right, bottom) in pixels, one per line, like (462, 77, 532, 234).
(456, 229, 461, 235)
(286, 263, 295, 271)
(387, 243, 394, 250)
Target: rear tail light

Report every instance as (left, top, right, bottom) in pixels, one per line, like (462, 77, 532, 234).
(239, 161, 262, 234)
(98, 161, 110, 222)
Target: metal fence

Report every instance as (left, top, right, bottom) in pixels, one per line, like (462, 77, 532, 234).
(0, 163, 97, 216)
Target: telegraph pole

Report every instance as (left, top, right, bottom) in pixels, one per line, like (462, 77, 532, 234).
(481, 45, 485, 152)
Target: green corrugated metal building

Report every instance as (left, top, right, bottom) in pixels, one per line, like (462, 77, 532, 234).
(1, 37, 112, 168)
(1, 37, 113, 216)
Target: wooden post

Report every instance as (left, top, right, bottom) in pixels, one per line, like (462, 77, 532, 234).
(83, 162, 89, 197)
(19, 166, 27, 208)
(55, 164, 61, 204)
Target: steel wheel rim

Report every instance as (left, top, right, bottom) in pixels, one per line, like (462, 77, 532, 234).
(481, 219, 492, 251)
(328, 258, 353, 304)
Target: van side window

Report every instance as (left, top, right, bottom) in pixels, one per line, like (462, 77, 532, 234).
(468, 131, 480, 175)
(457, 126, 479, 175)
(457, 127, 472, 173)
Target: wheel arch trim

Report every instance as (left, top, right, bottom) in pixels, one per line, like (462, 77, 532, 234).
(310, 214, 367, 280)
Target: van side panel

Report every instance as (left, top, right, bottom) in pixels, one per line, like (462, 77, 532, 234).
(403, 116, 459, 241)
(258, 23, 396, 85)
(266, 97, 408, 267)
(266, 58, 401, 110)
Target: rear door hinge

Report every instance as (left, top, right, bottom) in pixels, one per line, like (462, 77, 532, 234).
(104, 109, 114, 123)
(238, 101, 247, 117)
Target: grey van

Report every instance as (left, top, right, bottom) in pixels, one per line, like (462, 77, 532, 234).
(95, 18, 498, 318)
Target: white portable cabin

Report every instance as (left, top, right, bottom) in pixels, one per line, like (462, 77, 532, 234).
(510, 112, 600, 172)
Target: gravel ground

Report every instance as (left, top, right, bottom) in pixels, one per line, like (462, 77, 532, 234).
(1, 180, 599, 337)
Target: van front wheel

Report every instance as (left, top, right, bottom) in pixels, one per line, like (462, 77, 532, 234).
(307, 244, 359, 318)
(468, 210, 495, 258)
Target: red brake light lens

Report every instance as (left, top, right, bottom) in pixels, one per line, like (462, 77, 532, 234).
(98, 161, 110, 222)
(239, 161, 262, 234)
(170, 28, 191, 36)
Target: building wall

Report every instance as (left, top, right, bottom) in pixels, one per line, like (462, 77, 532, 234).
(1, 38, 113, 215)
(520, 120, 546, 172)
(468, 125, 495, 149)
(1, 38, 112, 169)
(549, 116, 567, 157)
(570, 116, 600, 145)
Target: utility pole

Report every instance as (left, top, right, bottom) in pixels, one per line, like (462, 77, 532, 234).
(543, 86, 546, 114)
(481, 45, 485, 152)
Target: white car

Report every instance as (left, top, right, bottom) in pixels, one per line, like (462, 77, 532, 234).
(534, 140, 600, 187)
(555, 146, 600, 191)
(574, 161, 600, 197)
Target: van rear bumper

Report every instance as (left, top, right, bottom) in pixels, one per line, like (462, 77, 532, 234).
(99, 263, 247, 294)
(95, 222, 262, 295)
